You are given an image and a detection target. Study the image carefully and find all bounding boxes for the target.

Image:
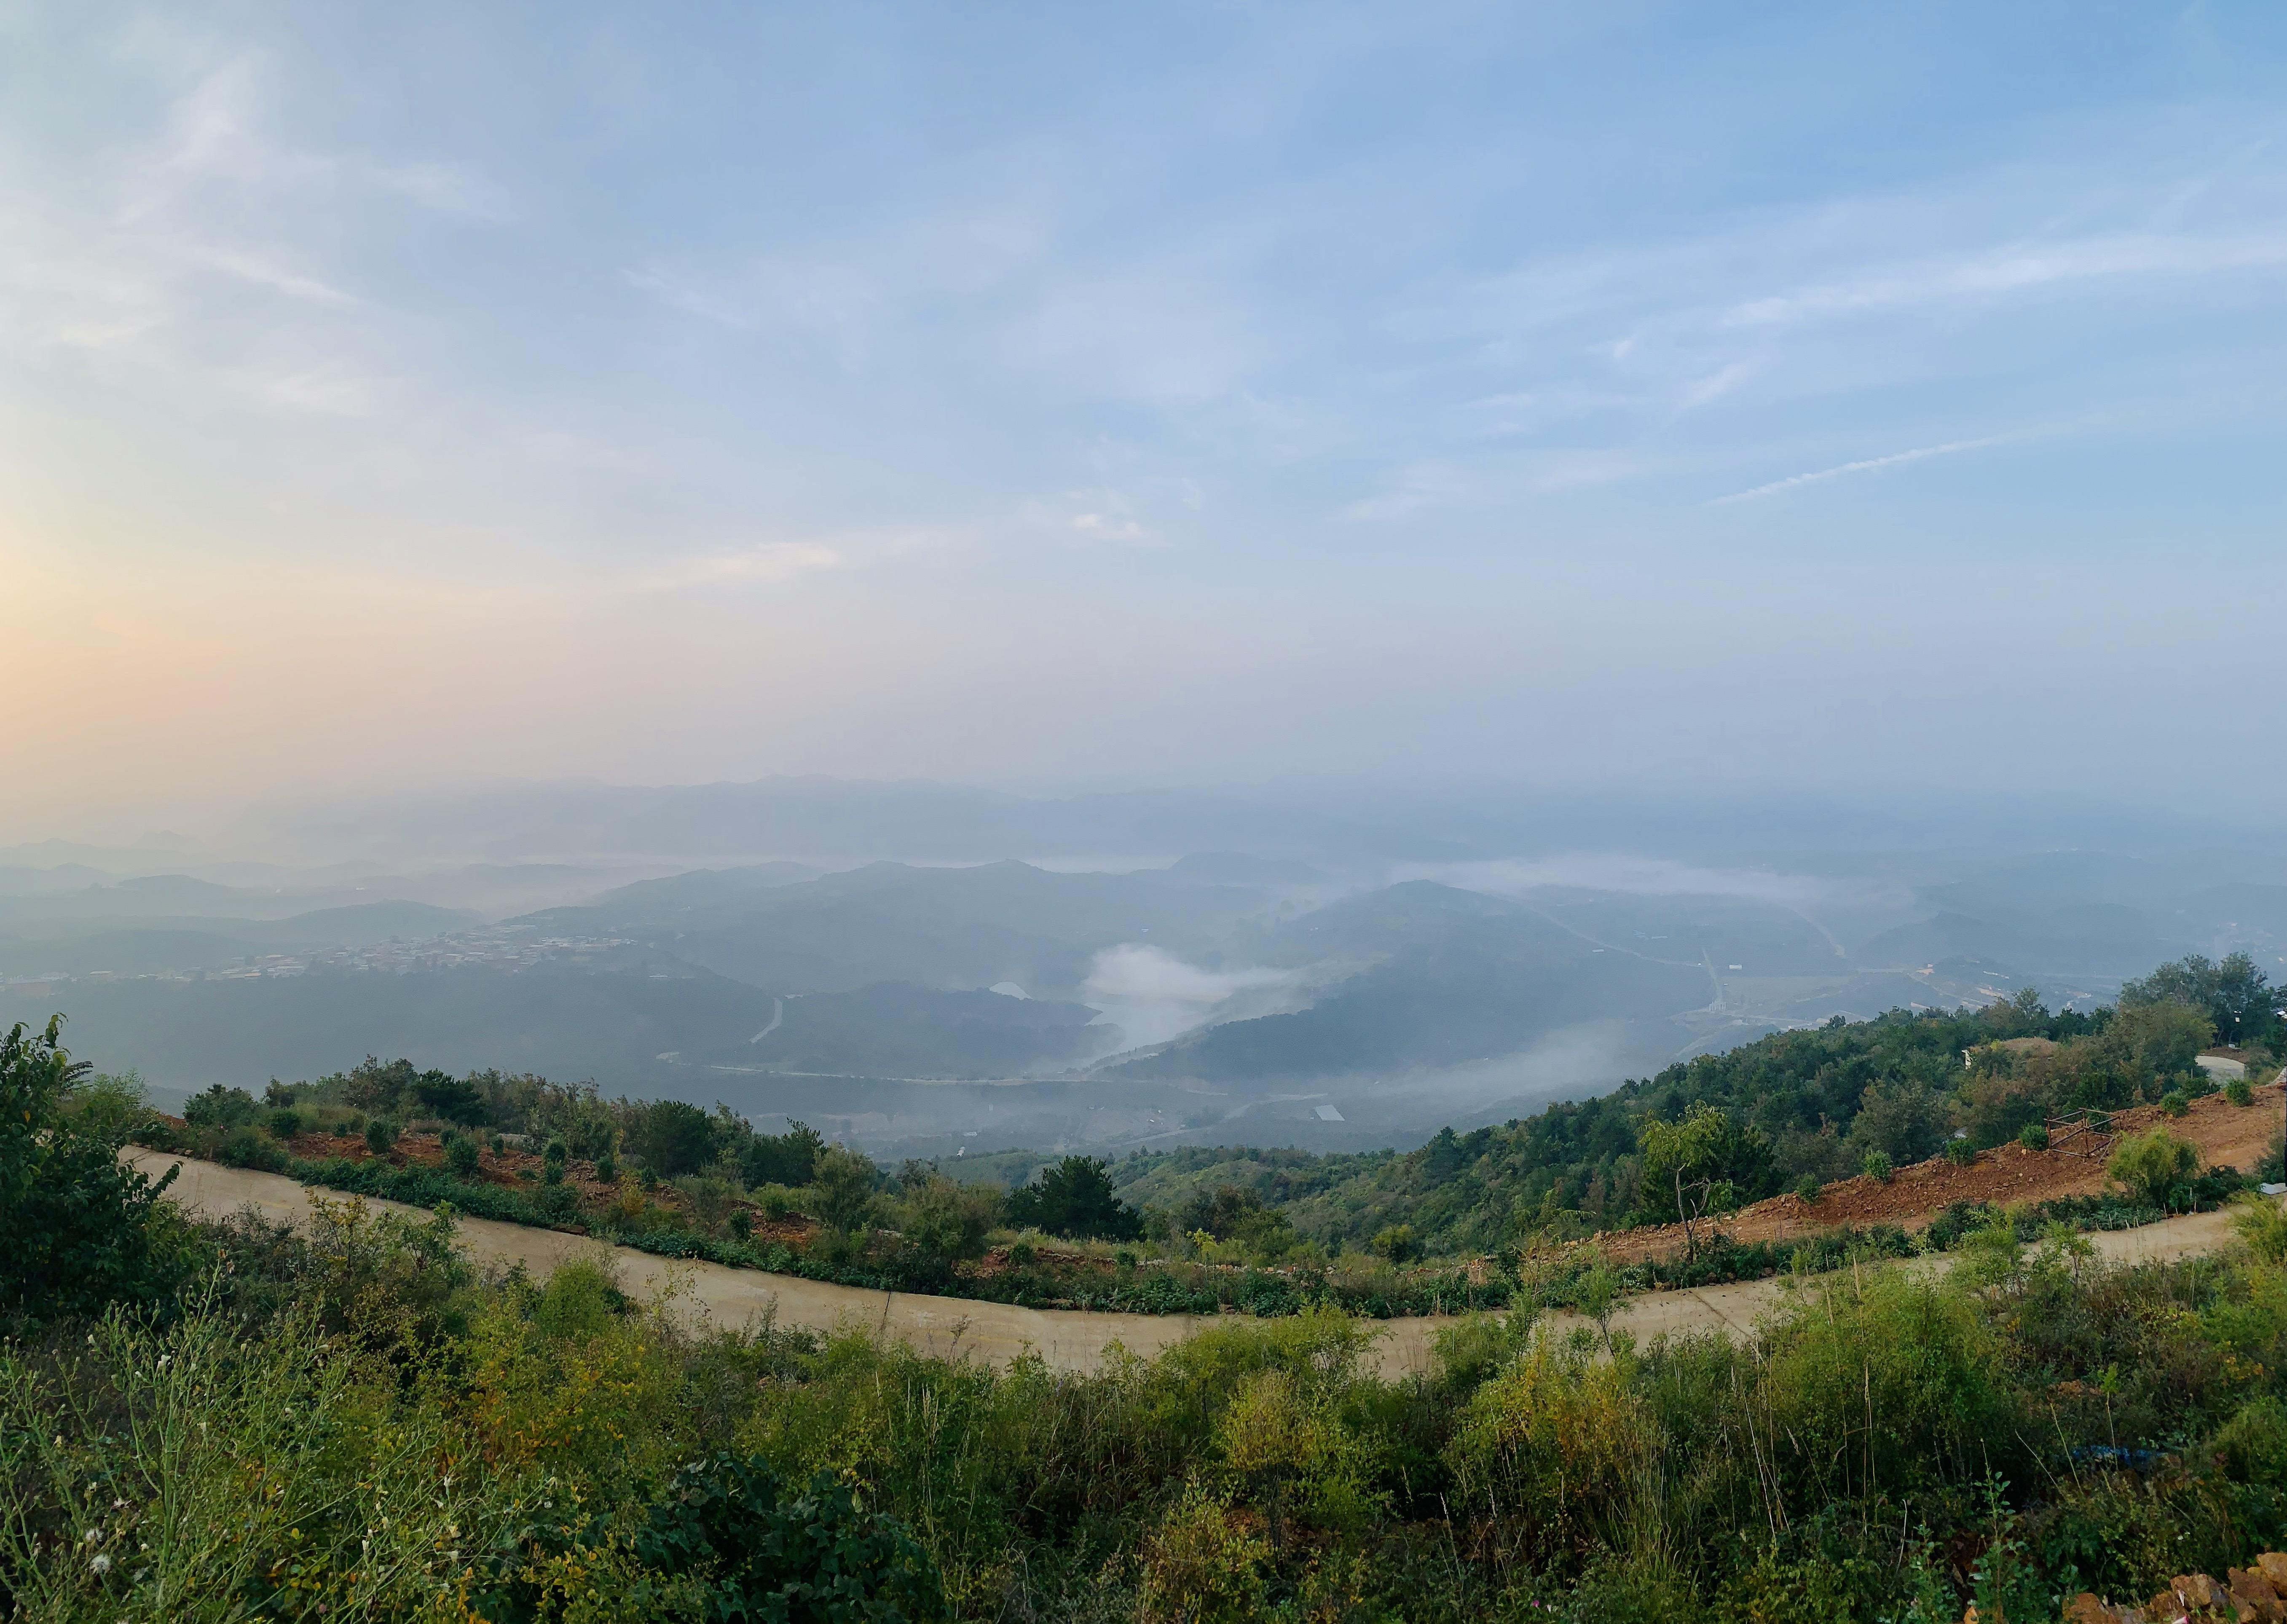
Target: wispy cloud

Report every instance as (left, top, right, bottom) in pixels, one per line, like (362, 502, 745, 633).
(624, 267, 757, 331)
(1340, 463, 1464, 521)
(1720, 230, 2287, 330)
(635, 542, 845, 591)
(189, 242, 358, 306)
(1708, 433, 2016, 504)
(367, 160, 509, 221)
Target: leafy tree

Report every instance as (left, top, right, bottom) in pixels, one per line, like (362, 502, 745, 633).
(737, 1120, 825, 1188)
(1637, 1103, 1772, 1258)
(184, 1084, 260, 1128)
(637, 1099, 716, 1176)
(65, 1069, 158, 1143)
(343, 1056, 420, 1112)
(809, 1146, 881, 1235)
(0, 1016, 189, 1325)
(1371, 1225, 1421, 1265)
(445, 1133, 481, 1178)
(365, 1116, 399, 1155)
(1006, 1155, 1143, 1241)
(2102, 999, 2213, 1085)
(1845, 1078, 1949, 1166)
(412, 1069, 488, 1126)
(897, 1176, 998, 1266)
(2107, 1126, 2201, 1212)
(2123, 951, 2273, 1046)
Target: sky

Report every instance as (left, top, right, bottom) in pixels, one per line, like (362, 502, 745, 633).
(6, 2, 2287, 839)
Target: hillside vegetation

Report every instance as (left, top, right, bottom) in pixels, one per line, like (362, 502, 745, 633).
(93, 954, 2287, 1317)
(9, 1012, 2287, 1621)
(1112, 953, 2284, 1260)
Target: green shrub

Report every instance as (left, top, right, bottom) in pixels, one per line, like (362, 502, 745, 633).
(217, 1126, 285, 1171)
(2232, 1193, 2287, 1267)
(184, 1083, 260, 1128)
(533, 1257, 622, 1339)
(635, 1099, 714, 1177)
(2107, 1127, 2201, 1212)
(2161, 1089, 2190, 1118)
(809, 1145, 880, 1235)
(265, 1106, 303, 1140)
(2018, 1123, 2050, 1151)
(364, 1116, 398, 1155)
(1758, 1272, 2015, 1497)
(0, 1017, 192, 1326)
(593, 1150, 617, 1185)
(445, 1134, 481, 1178)
(2217, 1393, 2287, 1489)
(675, 1173, 742, 1235)
(1370, 1224, 1422, 1264)
(752, 1183, 795, 1221)
(630, 1453, 946, 1623)
(62, 1070, 158, 1144)
(1945, 1137, 1976, 1166)
(536, 1182, 580, 1223)
(1448, 1332, 1652, 1558)
(1861, 1149, 1894, 1182)
(1794, 1174, 1821, 1203)
(2227, 1077, 2255, 1107)
(898, 1175, 997, 1265)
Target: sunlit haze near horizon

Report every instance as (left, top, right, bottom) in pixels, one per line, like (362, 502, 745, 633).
(8, 4, 2287, 841)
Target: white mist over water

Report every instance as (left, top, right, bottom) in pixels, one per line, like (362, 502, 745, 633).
(1081, 943, 1302, 1051)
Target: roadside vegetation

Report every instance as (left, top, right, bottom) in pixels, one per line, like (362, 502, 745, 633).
(10, 1011, 2287, 1620)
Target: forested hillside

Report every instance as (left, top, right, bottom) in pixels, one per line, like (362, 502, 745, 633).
(1112, 953, 2284, 1257)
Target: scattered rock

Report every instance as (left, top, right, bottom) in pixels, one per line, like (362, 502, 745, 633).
(2063, 1556, 2287, 1624)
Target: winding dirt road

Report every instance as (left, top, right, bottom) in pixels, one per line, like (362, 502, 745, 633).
(126, 1148, 2277, 1380)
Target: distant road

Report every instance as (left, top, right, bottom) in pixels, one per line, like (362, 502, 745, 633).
(124, 1149, 2276, 1377)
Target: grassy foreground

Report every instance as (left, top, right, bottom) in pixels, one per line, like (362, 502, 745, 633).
(13, 1015, 2287, 1619)
(5, 1192, 2287, 1619)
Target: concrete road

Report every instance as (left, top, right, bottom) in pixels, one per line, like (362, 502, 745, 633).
(126, 1149, 2277, 1380)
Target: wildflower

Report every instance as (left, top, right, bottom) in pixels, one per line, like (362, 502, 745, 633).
(82, 1528, 102, 1544)
(90, 1553, 111, 1575)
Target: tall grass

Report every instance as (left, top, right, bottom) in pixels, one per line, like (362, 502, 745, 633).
(5, 1200, 2287, 1621)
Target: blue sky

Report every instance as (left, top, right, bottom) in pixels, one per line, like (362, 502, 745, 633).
(5, 3, 2287, 833)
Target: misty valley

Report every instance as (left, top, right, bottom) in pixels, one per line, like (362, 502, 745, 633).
(10, 785, 2287, 1164)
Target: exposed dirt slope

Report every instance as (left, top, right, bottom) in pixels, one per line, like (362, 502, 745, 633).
(1602, 1082, 2282, 1265)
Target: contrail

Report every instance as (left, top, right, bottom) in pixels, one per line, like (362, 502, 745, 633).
(1710, 433, 2012, 504)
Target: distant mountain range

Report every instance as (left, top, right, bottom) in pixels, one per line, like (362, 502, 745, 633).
(9, 791, 2287, 1154)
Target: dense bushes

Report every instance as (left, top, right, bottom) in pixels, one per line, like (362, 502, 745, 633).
(0, 1018, 192, 1327)
(6, 1193, 2287, 1621)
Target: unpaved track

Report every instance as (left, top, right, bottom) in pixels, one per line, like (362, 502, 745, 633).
(127, 1150, 2280, 1380)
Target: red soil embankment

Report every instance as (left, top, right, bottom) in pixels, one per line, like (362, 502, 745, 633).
(1601, 1082, 2282, 1265)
